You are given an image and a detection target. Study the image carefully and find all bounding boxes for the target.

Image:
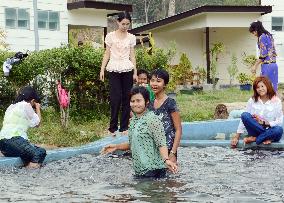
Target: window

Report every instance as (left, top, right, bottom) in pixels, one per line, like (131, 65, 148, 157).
(272, 17, 283, 31)
(38, 10, 60, 30)
(5, 8, 29, 29)
(38, 11, 48, 29)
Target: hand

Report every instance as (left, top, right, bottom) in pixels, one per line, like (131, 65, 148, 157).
(34, 102, 41, 110)
(165, 159, 178, 173)
(231, 134, 239, 148)
(100, 69, 105, 82)
(251, 65, 256, 75)
(100, 144, 117, 155)
(252, 114, 260, 122)
(169, 152, 177, 164)
(133, 74, 138, 83)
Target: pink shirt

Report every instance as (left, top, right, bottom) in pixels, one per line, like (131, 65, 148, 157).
(105, 31, 136, 73)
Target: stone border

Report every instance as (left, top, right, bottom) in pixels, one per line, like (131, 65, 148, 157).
(1, 119, 283, 167)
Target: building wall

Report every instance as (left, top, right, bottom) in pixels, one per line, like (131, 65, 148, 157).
(261, 0, 284, 83)
(152, 29, 204, 69)
(0, 0, 110, 51)
(209, 27, 256, 84)
(152, 27, 255, 85)
(0, 0, 68, 51)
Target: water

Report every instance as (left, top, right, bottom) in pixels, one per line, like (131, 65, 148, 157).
(0, 147, 284, 202)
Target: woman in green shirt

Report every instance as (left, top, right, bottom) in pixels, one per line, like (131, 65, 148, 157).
(101, 86, 178, 178)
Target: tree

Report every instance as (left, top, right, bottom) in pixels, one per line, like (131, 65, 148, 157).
(227, 54, 238, 86)
(168, 0, 175, 16)
(144, 0, 153, 23)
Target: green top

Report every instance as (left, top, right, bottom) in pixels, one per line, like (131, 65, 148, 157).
(145, 84, 155, 102)
(129, 110, 167, 175)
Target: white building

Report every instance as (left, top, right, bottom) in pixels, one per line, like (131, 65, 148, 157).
(0, 0, 132, 51)
(131, 1, 284, 84)
(261, 0, 284, 82)
(130, 5, 272, 85)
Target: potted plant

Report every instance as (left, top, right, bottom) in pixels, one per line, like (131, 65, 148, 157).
(237, 73, 254, 91)
(209, 42, 224, 88)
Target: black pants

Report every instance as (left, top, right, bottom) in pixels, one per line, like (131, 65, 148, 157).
(0, 136, 46, 164)
(108, 71, 133, 133)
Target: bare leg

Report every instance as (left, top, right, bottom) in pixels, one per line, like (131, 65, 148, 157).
(263, 140, 272, 145)
(243, 136, 256, 144)
(26, 162, 41, 169)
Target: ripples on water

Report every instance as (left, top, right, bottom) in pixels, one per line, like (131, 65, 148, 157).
(0, 147, 284, 202)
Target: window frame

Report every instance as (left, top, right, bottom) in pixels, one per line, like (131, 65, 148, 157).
(5, 7, 30, 29)
(271, 16, 283, 32)
(37, 10, 60, 31)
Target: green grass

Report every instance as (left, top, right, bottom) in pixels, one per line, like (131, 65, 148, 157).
(0, 107, 109, 147)
(0, 88, 252, 147)
(177, 88, 252, 122)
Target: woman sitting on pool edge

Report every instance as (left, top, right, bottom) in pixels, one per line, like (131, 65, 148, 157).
(231, 76, 283, 148)
(101, 86, 178, 178)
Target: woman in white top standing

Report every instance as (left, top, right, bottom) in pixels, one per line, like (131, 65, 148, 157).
(100, 11, 137, 135)
(231, 76, 283, 148)
(0, 86, 46, 168)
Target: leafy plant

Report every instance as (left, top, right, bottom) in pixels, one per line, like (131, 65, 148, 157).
(242, 53, 257, 69)
(227, 54, 238, 86)
(176, 53, 193, 85)
(195, 65, 207, 84)
(136, 33, 176, 71)
(237, 73, 254, 85)
(210, 42, 224, 88)
(0, 28, 8, 50)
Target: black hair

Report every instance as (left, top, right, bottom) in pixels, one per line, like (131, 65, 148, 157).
(150, 69, 169, 85)
(137, 69, 150, 79)
(14, 86, 41, 104)
(130, 86, 150, 104)
(117, 11, 132, 22)
(249, 21, 270, 37)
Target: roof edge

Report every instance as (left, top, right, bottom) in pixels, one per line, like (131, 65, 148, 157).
(130, 5, 272, 34)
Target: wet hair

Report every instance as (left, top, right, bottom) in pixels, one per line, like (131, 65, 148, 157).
(117, 11, 132, 22)
(150, 69, 169, 85)
(130, 86, 150, 104)
(249, 21, 270, 37)
(137, 69, 150, 79)
(14, 86, 41, 104)
(252, 76, 276, 102)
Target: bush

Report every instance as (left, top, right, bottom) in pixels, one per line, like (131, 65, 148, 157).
(0, 41, 175, 118)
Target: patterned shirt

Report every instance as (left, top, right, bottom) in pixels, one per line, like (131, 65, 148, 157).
(105, 31, 136, 73)
(148, 97, 179, 150)
(0, 101, 40, 140)
(237, 96, 283, 134)
(258, 33, 277, 64)
(129, 110, 167, 176)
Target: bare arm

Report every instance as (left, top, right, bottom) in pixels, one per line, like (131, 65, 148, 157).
(170, 111, 182, 160)
(35, 102, 41, 127)
(159, 146, 178, 173)
(130, 47, 137, 81)
(251, 59, 262, 74)
(101, 142, 130, 155)
(100, 46, 110, 82)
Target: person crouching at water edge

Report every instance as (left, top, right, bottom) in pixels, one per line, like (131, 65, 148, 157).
(231, 76, 283, 148)
(0, 86, 46, 169)
(101, 86, 178, 178)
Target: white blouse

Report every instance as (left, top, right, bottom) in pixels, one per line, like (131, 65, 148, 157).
(237, 96, 283, 133)
(0, 101, 40, 140)
(105, 31, 136, 73)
